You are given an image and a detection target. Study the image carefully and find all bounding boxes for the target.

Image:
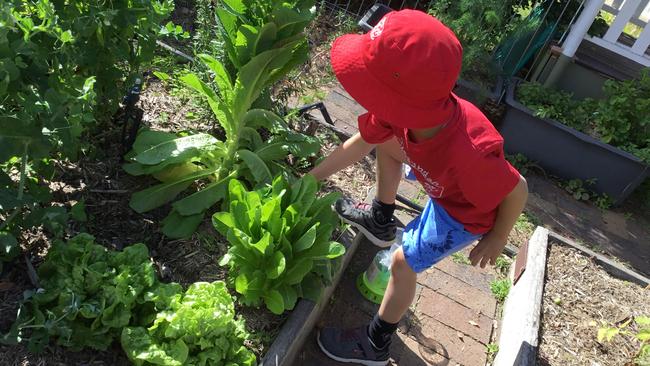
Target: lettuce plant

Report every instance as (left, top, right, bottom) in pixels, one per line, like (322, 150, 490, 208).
(123, 0, 319, 239)
(2, 234, 158, 352)
(121, 281, 256, 366)
(213, 175, 345, 314)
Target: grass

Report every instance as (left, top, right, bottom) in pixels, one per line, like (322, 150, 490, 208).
(451, 251, 471, 265)
(490, 278, 511, 303)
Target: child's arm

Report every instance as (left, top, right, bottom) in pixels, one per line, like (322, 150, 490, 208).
(309, 132, 375, 181)
(469, 175, 529, 268)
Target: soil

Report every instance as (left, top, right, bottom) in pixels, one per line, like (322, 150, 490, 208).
(538, 242, 650, 366)
(0, 8, 375, 365)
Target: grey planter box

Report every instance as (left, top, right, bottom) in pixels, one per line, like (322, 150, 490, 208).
(454, 76, 504, 106)
(501, 79, 648, 204)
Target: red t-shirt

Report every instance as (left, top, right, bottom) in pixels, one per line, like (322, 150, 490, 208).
(358, 96, 521, 235)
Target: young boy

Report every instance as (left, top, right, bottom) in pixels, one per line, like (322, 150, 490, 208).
(308, 9, 528, 366)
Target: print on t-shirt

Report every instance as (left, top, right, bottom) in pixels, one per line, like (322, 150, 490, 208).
(396, 136, 445, 198)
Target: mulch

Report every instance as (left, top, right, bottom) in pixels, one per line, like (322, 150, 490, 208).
(538, 242, 650, 365)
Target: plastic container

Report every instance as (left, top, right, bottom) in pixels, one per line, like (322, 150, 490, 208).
(356, 243, 400, 304)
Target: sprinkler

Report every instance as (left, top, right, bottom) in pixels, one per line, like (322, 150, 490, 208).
(356, 243, 400, 304)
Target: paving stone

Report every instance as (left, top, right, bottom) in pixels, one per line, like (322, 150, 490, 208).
(392, 331, 454, 366)
(416, 287, 493, 344)
(420, 267, 497, 318)
(408, 314, 488, 366)
(433, 257, 495, 294)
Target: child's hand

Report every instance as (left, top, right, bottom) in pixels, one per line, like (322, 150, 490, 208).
(468, 233, 507, 268)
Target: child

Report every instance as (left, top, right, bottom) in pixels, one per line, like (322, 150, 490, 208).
(308, 9, 528, 366)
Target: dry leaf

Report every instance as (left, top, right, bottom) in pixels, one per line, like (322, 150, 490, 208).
(469, 320, 480, 327)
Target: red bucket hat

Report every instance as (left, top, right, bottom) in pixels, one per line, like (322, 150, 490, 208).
(330, 9, 463, 128)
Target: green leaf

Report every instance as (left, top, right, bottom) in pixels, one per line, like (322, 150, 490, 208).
(131, 130, 178, 155)
(59, 30, 74, 43)
(197, 54, 233, 98)
(213, 212, 235, 236)
(235, 273, 250, 294)
(597, 327, 619, 342)
(300, 273, 323, 302)
(637, 328, 650, 342)
(133, 133, 222, 165)
(266, 251, 286, 279)
(279, 285, 298, 311)
(0, 231, 19, 261)
(237, 149, 272, 184)
(636, 316, 650, 326)
(172, 174, 231, 216)
(282, 259, 313, 285)
(233, 47, 293, 119)
(129, 168, 218, 213)
(180, 73, 234, 139)
(161, 211, 205, 239)
(222, 0, 247, 15)
(71, 199, 87, 222)
(302, 241, 345, 260)
(243, 109, 287, 131)
(293, 226, 317, 252)
(250, 231, 271, 255)
(263, 290, 285, 315)
(255, 142, 289, 162)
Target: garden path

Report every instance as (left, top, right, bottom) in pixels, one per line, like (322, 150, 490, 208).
(305, 84, 650, 276)
(291, 84, 650, 365)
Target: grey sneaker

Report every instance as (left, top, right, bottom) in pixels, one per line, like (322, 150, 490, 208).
(335, 198, 396, 247)
(317, 326, 390, 366)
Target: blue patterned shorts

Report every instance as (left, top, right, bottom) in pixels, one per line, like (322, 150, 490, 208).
(401, 199, 482, 273)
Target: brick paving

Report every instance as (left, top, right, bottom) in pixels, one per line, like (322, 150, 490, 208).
(291, 87, 500, 366)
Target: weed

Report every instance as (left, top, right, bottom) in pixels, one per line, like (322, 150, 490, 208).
(593, 316, 650, 365)
(494, 256, 512, 274)
(486, 343, 499, 362)
(514, 212, 538, 235)
(490, 279, 511, 302)
(451, 252, 471, 265)
(506, 153, 542, 176)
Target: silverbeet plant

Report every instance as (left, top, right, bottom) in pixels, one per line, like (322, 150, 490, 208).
(213, 175, 345, 315)
(123, 0, 319, 239)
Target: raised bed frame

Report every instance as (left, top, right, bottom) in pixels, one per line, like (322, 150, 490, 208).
(494, 227, 650, 366)
(501, 78, 648, 205)
(260, 227, 361, 366)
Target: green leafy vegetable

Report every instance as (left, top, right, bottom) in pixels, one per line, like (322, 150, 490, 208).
(2, 234, 158, 352)
(121, 281, 256, 366)
(214, 175, 345, 314)
(124, 0, 320, 238)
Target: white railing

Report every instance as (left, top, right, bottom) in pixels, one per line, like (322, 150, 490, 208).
(587, 0, 650, 66)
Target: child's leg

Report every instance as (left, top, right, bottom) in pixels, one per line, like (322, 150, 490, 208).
(375, 137, 406, 204)
(365, 247, 417, 351)
(378, 248, 417, 323)
(334, 137, 406, 247)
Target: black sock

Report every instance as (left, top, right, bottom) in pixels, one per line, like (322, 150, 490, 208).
(367, 313, 398, 350)
(371, 198, 395, 224)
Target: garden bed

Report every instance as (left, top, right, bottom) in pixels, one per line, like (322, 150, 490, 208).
(494, 228, 650, 366)
(501, 79, 648, 204)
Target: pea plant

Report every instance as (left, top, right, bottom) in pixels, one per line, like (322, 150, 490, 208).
(214, 176, 345, 314)
(124, 0, 320, 238)
(0, 0, 174, 268)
